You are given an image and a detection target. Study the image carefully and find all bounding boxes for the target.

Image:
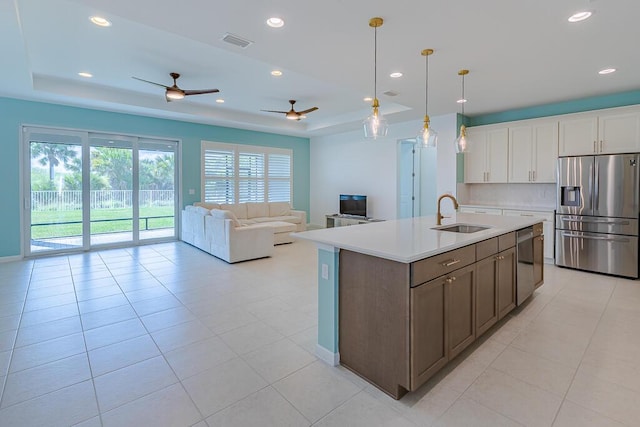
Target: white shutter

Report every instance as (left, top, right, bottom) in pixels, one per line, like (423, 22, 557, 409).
(203, 148, 235, 203)
(268, 153, 291, 202)
(238, 152, 265, 202)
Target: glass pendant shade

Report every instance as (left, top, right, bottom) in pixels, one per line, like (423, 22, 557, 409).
(417, 116, 437, 147)
(455, 125, 468, 153)
(363, 106, 388, 139)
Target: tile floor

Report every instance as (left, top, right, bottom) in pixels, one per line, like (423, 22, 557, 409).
(0, 240, 639, 426)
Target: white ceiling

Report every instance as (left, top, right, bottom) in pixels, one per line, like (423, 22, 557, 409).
(2, 0, 639, 137)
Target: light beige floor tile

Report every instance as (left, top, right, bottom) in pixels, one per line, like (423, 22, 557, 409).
(14, 315, 82, 347)
(88, 334, 160, 376)
(72, 415, 102, 427)
(463, 338, 508, 367)
(434, 397, 521, 427)
(139, 306, 197, 332)
(289, 325, 317, 355)
(75, 285, 123, 302)
(260, 309, 317, 337)
(244, 296, 295, 318)
(431, 357, 488, 394)
(9, 332, 86, 373)
(219, 321, 284, 355)
(0, 380, 98, 427)
(19, 302, 79, 328)
(464, 367, 563, 427)
(83, 318, 147, 350)
(80, 304, 137, 331)
(273, 360, 362, 423)
(315, 390, 415, 427)
(490, 346, 576, 396)
(94, 355, 178, 412)
(2, 353, 91, 407)
(587, 320, 640, 365)
(101, 383, 201, 427)
(23, 292, 77, 312)
(164, 336, 236, 380)
(205, 386, 310, 427)
(130, 294, 183, 317)
(0, 315, 20, 334)
(510, 320, 590, 369)
(78, 294, 129, 315)
(124, 286, 173, 302)
(553, 400, 625, 427)
(200, 307, 259, 335)
(151, 319, 215, 353)
(243, 338, 315, 383)
(566, 370, 640, 426)
(0, 351, 9, 377)
(182, 357, 267, 417)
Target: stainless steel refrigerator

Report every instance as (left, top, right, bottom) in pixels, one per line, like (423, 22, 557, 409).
(556, 154, 640, 278)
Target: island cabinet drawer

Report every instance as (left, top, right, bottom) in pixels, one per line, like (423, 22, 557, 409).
(498, 232, 516, 250)
(476, 238, 498, 261)
(411, 245, 476, 286)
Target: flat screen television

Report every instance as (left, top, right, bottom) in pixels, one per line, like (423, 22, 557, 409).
(340, 194, 367, 217)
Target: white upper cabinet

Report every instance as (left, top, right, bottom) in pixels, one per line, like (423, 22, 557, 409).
(508, 120, 558, 183)
(464, 126, 508, 183)
(559, 107, 640, 156)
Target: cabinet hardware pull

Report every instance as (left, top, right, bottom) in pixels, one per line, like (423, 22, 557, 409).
(441, 259, 461, 267)
(532, 170, 536, 181)
(445, 276, 457, 284)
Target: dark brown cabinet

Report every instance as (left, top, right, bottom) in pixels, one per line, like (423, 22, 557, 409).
(476, 254, 499, 336)
(497, 246, 517, 319)
(446, 264, 476, 359)
(410, 278, 447, 390)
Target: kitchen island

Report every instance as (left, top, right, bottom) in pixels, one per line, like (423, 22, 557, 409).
(294, 213, 544, 399)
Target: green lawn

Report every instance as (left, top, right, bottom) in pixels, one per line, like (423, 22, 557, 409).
(31, 207, 174, 239)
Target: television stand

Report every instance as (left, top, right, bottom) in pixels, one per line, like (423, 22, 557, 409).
(326, 214, 384, 228)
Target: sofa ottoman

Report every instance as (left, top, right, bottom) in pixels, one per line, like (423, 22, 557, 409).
(266, 221, 297, 245)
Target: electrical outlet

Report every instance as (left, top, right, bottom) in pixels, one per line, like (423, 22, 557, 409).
(321, 263, 329, 280)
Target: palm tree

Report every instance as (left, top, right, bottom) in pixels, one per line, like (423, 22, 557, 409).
(30, 143, 78, 182)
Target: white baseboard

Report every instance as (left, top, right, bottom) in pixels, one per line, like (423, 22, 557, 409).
(0, 255, 23, 264)
(316, 344, 340, 366)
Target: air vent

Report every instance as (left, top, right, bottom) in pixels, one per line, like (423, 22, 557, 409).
(383, 90, 398, 97)
(221, 33, 253, 48)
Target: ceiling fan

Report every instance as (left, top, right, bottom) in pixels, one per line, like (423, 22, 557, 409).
(261, 100, 318, 120)
(132, 72, 219, 102)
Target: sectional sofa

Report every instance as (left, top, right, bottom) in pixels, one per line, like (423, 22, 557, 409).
(181, 201, 307, 263)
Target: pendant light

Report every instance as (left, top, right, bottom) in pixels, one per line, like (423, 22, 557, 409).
(416, 49, 437, 147)
(455, 69, 470, 153)
(363, 17, 388, 139)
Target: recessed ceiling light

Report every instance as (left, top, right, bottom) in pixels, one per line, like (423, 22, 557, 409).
(598, 68, 616, 75)
(216, 99, 225, 103)
(363, 97, 373, 102)
(270, 70, 283, 77)
(568, 11, 592, 22)
(457, 98, 467, 104)
(390, 72, 403, 78)
(78, 72, 93, 78)
(90, 16, 111, 27)
(266, 17, 284, 28)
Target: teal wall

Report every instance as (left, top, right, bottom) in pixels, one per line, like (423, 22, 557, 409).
(468, 89, 640, 127)
(0, 97, 310, 258)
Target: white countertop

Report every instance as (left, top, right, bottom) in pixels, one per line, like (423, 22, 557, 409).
(293, 213, 542, 263)
(460, 204, 555, 212)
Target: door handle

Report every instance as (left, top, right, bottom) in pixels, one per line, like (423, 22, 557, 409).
(559, 217, 630, 226)
(593, 141, 597, 153)
(561, 232, 630, 243)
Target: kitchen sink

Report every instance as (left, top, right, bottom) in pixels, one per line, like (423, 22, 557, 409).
(432, 224, 490, 233)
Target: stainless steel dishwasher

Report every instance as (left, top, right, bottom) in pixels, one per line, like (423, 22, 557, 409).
(516, 226, 535, 306)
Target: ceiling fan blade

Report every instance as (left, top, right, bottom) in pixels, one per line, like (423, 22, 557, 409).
(183, 89, 220, 96)
(132, 76, 170, 89)
(297, 107, 319, 115)
(261, 110, 289, 114)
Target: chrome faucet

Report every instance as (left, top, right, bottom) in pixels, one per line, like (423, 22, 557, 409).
(437, 194, 459, 225)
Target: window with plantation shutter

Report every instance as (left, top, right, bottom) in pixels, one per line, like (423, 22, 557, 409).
(202, 148, 235, 204)
(201, 141, 292, 205)
(268, 154, 291, 202)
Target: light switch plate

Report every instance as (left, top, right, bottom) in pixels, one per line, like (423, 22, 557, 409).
(321, 263, 329, 280)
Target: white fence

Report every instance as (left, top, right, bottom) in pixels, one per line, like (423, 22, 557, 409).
(31, 190, 175, 211)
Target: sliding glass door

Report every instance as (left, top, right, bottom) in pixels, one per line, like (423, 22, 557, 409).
(23, 127, 179, 256)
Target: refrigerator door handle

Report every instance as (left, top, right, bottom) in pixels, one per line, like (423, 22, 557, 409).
(561, 232, 630, 243)
(594, 160, 600, 211)
(559, 217, 630, 226)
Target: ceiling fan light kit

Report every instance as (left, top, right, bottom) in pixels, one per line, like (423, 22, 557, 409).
(455, 69, 470, 153)
(132, 72, 219, 103)
(261, 99, 318, 121)
(363, 17, 388, 139)
(416, 48, 437, 148)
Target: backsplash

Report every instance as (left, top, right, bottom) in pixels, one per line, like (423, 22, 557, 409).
(456, 183, 556, 210)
